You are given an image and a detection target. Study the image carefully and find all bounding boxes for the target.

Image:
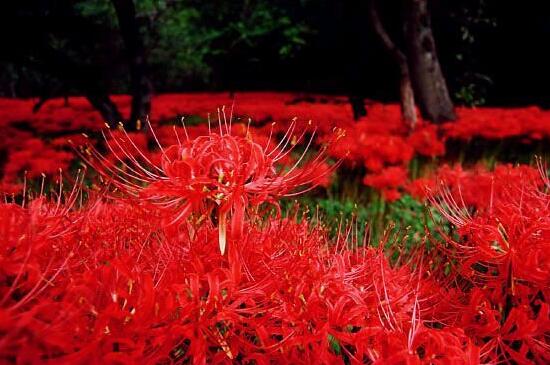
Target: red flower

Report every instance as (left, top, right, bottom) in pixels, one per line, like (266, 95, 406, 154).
(81, 119, 338, 255)
(381, 188, 402, 202)
(408, 123, 446, 157)
(429, 163, 550, 364)
(362, 166, 408, 191)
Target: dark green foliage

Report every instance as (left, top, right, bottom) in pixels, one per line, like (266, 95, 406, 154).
(0, 0, 312, 96)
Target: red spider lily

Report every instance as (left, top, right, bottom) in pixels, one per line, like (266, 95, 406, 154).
(407, 122, 446, 158)
(3, 182, 484, 364)
(78, 116, 340, 255)
(428, 163, 550, 364)
(2, 138, 74, 182)
(4, 93, 550, 197)
(45, 189, 486, 363)
(363, 166, 409, 200)
(0, 176, 87, 363)
(5, 93, 550, 363)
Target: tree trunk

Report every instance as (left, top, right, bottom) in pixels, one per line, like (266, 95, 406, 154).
(399, 69, 417, 124)
(367, 0, 417, 126)
(87, 94, 124, 123)
(112, 0, 152, 130)
(403, 0, 455, 123)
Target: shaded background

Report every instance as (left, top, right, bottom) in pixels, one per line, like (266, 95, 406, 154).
(1, 0, 549, 107)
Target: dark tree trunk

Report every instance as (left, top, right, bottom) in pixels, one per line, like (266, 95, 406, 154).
(87, 94, 124, 123)
(112, 0, 152, 130)
(403, 0, 455, 123)
(349, 96, 367, 120)
(367, 0, 417, 126)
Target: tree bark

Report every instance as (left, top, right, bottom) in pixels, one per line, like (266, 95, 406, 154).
(112, 0, 152, 130)
(399, 69, 417, 123)
(367, 0, 417, 126)
(403, 0, 455, 123)
(87, 94, 125, 123)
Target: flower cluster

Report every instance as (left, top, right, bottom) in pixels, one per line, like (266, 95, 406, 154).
(2, 97, 549, 363)
(1, 186, 479, 364)
(80, 119, 336, 255)
(2, 93, 550, 195)
(426, 162, 550, 364)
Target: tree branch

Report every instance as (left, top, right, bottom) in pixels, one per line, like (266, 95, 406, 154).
(367, 0, 417, 125)
(367, 0, 407, 66)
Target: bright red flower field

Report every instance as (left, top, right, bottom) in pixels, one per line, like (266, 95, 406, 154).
(0, 93, 549, 364)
